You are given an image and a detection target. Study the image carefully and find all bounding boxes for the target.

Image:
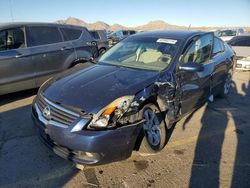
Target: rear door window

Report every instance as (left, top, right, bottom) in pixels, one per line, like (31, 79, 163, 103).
(27, 26, 63, 46)
(122, 31, 128, 36)
(0, 28, 25, 51)
(60, 28, 82, 41)
(129, 30, 136, 35)
(213, 37, 224, 55)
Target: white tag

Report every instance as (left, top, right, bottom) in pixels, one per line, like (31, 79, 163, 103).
(156, 38, 177, 44)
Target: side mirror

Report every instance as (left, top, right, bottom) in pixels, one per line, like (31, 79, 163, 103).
(179, 62, 204, 72)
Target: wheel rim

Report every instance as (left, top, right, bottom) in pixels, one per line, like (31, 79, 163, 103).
(143, 109, 161, 146)
(224, 74, 232, 94)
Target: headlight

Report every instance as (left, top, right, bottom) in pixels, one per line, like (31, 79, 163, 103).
(88, 96, 134, 129)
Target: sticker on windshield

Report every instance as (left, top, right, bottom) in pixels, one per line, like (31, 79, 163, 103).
(157, 38, 177, 44)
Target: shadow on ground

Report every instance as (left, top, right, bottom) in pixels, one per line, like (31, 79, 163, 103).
(0, 91, 78, 187)
(188, 79, 250, 187)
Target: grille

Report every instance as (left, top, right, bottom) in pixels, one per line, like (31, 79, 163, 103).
(37, 95, 80, 126)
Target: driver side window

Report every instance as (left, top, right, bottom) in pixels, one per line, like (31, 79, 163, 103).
(183, 34, 213, 64)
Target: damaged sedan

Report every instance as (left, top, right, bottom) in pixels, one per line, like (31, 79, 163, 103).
(32, 30, 235, 165)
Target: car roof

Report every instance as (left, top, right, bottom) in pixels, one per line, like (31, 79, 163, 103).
(90, 30, 105, 32)
(131, 30, 206, 41)
(233, 33, 250, 37)
(0, 22, 88, 30)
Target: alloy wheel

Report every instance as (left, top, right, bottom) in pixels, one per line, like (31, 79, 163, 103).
(143, 109, 161, 146)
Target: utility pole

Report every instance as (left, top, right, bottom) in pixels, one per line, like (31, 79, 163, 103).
(9, 0, 14, 22)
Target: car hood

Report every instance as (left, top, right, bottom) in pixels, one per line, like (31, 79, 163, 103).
(43, 64, 159, 114)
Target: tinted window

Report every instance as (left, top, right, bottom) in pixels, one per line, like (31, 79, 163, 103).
(129, 30, 136, 35)
(28, 26, 62, 46)
(122, 31, 128, 35)
(218, 30, 236, 37)
(60, 28, 82, 41)
(0, 28, 25, 51)
(228, 36, 250, 47)
(213, 37, 224, 55)
(183, 34, 213, 64)
(90, 31, 100, 39)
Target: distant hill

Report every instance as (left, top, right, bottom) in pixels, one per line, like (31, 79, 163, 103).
(56, 17, 250, 32)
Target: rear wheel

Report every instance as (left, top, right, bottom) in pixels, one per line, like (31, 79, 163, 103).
(99, 48, 106, 55)
(139, 104, 167, 154)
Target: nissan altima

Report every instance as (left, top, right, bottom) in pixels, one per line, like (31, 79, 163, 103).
(32, 30, 235, 165)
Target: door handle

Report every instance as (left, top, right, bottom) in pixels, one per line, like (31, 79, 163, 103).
(61, 46, 71, 51)
(15, 53, 24, 58)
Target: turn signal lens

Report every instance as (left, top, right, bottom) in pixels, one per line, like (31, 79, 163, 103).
(102, 106, 117, 116)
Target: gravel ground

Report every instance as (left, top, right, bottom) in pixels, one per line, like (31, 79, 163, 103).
(0, 71, 249, 188)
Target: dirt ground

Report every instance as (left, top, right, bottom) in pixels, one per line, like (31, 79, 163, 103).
(0, 71, 249, 188)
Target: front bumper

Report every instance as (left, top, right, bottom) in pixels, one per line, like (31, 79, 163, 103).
(32, 105, 143, 165)
(236, 61, 250, 71)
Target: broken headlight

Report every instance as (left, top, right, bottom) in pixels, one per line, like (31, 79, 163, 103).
(88, 96, 134, 129)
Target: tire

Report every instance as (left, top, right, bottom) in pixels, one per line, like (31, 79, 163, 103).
(139, 104, 167, 155)
(70, 61, 94, 70)
(218, 70, 233, 98)
(99, 48, 106, 55)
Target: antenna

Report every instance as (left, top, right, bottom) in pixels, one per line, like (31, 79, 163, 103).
(9, 0, 14, 22)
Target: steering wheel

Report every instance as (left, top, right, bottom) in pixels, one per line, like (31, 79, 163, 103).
(157, 54, 171, 63)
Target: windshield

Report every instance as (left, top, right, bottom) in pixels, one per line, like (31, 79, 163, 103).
(98, 37, 178, 71)
(108, 30, 122, 38)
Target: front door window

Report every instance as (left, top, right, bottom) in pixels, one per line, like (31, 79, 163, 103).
(183, 34, 213, 64)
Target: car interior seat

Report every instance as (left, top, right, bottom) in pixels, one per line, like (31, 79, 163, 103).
(138, 48, 162, 64)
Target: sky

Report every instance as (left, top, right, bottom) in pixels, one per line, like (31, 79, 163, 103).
(0, 0, 250, 27)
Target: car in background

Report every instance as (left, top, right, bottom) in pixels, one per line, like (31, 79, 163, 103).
(90, 30, 109, 55)
(107, 30, 136, 46)
(0, 22, 98, 95)
(236, 56, 250, 71)
(215, 29, 245, 42)
(228, 34, 250, 59)
(32, 30, 235, 166)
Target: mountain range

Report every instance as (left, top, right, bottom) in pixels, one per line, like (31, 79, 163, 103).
(56, 17, 250, 32)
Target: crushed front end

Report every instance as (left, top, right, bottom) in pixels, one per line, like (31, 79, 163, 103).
(31, 94, 144, 165)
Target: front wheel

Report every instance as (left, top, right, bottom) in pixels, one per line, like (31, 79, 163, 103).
(139, 104, 167, 154)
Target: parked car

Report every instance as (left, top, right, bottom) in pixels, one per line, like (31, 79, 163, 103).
(90, 30, 109, 55)
(236, 56, 250, 71)
(228, 34, 250, 59)
(32, 30, 235, 166)
(0, 22, 98, 95)
(215, 29, 245, 42)
(107, 30, 136, 46)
